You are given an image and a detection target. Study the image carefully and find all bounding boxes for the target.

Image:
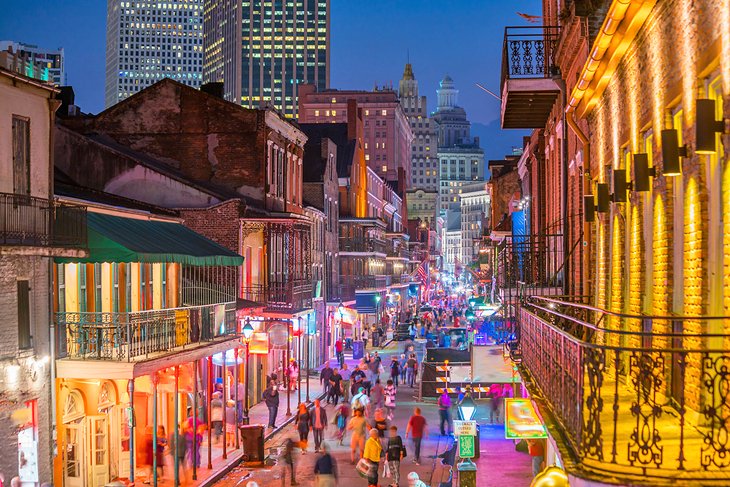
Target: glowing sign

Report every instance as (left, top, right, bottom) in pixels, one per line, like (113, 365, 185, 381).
(504, 399, 547, 439)
(248, 332, 270, 355)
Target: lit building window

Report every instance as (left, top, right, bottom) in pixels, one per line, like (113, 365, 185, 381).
(331, 110, 336, 116)
(314, 110, 320, 116)
(381, 109, 387, 116)
(365, 109, 370, 116)
(365, 154, 370, 161)
(382, 165, 388, 172)
(331, 97, 336, 103)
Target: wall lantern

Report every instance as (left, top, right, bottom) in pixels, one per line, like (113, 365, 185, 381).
(612, 169, 627, 202)
(596, 183, 610, 213)
(695, 99, 726, 154)
(632, 153, 655, 192)
(583, 195, 595, 222)
(660, 129, 687, 176)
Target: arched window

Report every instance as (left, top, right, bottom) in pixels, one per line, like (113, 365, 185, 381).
(63, 390, 85, 423)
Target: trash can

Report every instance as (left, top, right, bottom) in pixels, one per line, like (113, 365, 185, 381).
(239, 424, 265, 463)
(352, 340, 364, 360)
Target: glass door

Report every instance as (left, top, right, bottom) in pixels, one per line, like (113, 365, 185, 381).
(88, 416, 110, 487)
(63, 421, 85, 487)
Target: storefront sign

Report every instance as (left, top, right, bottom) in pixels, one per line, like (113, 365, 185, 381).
(453, 420, 477, 436)
(458, 434, 476, 458)
(504, 398, 547, 439)
(249, 332, 270, 355)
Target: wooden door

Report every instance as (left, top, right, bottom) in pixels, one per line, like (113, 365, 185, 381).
(63, 422, 85, 487)
(88, 416, 110, 486)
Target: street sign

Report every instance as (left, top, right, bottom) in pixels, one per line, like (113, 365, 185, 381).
(458, 434, 476, 459)
(453, 420, 477, 436)
(504, 398, 548, 439)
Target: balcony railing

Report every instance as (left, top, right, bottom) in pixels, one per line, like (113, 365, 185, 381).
(56, 301, 237, 361)
(0, 193, 87, 248)
(387, 247, 410, 260)
(518, 296, 730, 483)
(339, 237, 386, 254)
(241, 279, 313, 311)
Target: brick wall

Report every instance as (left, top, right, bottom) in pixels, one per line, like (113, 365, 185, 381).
(178, 199, 246, 254)
(0, 255, 53, 484)
(584, 0, 729, 409)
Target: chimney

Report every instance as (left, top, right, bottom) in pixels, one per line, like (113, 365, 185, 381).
(200, 82, 224, 99)
(56, 86, 79, 118)
(347, 99, 359, 140)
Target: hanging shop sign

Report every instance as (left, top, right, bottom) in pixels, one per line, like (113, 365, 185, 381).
(249, 332, 270, 355)
(453, 420, 477, 437)
(458, 434, 476, 459)
(504, 398, 547, 439)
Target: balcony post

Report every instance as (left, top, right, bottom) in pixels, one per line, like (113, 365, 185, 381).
(174, 365, 180, 487)
(222, 350, 227, 460)
(192, 359, 198, 481)
(207, 355, 213, 470)
(128, 378, 135, 484)
(152, 371, 159, 487)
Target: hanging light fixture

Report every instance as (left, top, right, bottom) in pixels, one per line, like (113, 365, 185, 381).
(583, 195, 595, 222)
(695, 99, 726, 154)
(612, 168, 627, 202)
(596, 183, 610, 213)
(632, 153, 655, 192)
(660, 129, 688, 176)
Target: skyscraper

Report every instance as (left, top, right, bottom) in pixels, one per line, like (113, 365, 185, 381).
(0, 41, 65, 85)
(204, 0, 330, 118)
(398, 62, 438, 191)
(104, 0, 204, 108)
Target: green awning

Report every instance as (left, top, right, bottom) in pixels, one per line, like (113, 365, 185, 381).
(56, 212, 243, 266)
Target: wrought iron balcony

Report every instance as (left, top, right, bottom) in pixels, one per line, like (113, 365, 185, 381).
(518, 296, 730, 484)
(500, 26, 561, 129)
(339, 236, 386, 254)
(0, 192, 87, 248)
(240, 279, 313, 311)
(56, 301, 237, 361)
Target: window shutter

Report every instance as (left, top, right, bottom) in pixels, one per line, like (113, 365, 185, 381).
(17, 280, 31, 349)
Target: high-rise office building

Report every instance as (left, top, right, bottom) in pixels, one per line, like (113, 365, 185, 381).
(204, 0, 330, 118)
(0, 41, 65, 85)
(398, 62, 438, 191)
(104, 0, 204, 108)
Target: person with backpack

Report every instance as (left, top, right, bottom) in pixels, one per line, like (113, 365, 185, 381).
(406, 354, 418, 388)
(351, 386, 370, 416)
(386, 425, 406, 487)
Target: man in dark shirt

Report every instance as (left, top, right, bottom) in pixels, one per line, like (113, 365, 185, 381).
(314, 443, 337, 486)
(328, 368, 343, 405)
(350, 367, 366, 396)
(386, 425, 405, 487)
(262, 379, 279, 429)
(320, 361, 334, 402)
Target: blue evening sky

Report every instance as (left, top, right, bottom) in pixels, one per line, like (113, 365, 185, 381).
(0, 0, 540, 158)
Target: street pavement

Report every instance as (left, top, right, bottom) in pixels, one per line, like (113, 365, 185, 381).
(213, 341, 534, 486)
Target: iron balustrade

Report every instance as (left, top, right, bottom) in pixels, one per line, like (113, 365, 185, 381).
(500, 25, 561, 91)
(240, 280, 313, 310)
(0, 193, 87, 247)
(56, 301, 237, 361)
(518, 296, 730, 483)
(339, 237, 386, 254)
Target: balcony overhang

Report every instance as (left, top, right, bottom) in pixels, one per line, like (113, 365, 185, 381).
(500, 78, 561, 129)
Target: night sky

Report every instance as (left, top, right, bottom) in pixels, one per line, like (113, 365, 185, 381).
(0, 0, 540, 158)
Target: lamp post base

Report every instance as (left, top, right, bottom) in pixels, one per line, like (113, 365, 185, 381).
(457, 459, 477, 487)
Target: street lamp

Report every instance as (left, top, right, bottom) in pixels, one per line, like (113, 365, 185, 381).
(242, 319, 254, 425)
(458, 388, 477, 421)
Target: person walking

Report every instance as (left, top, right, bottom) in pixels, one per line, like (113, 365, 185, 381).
(347, 408, 368, 463)
(384, 379, 397, 421)
(370, 379, 385, 410)
(328, 368, 342, 406)
(350, 365, 366, 397)
(335, 338, 344, 369)
(320, 362, 334, 401)
(281, 437, 298, 486)
(363, 428, 383, 487)
(390, 356, 400, 386)
(437, 391, 452, 436)
(406, 354, 418, 388)
(171, 423, 188, 485)
(361, 328, 369, 349)
(372, 408, 389, 449)
(225, 400, 236, 447)
(311, 399, 328, 452)
(314, 443, 337, 487)
(399, 354, 407, 384)
(263, 379, 280, 429)
(295, 403, 311, 454)
(386, 425, 405, 487)
(341, 363, 351, 402)
(405, 407, 427, 465)
(351, 386, 370, 417)
(155, 425, 168, 481)
(333, 401, 350, 445)
(528, 438, 546, 477)
(288, 359, 300, 391)
(210, 392, 224, 444)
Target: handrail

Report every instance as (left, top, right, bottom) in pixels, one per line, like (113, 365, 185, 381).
(528, 295, 729, 322)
